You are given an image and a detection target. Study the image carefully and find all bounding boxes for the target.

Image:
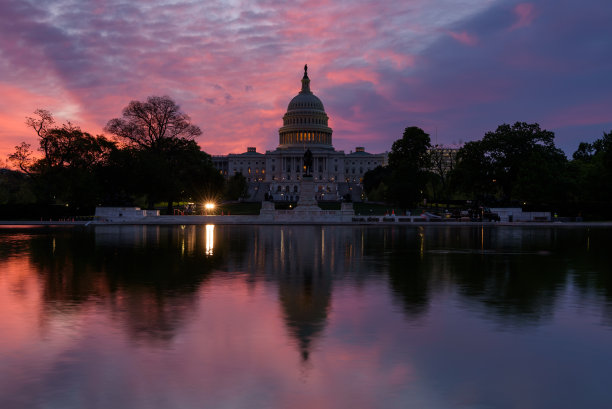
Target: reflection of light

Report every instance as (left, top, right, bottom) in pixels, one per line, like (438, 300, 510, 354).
(481, 226, 484, 250)
(587, 228, 590, 251)
(205, 224, 214, 256)
(321, 229, 325, 260)
(418, 226, 424, 259)
(280, 229, 284, 259)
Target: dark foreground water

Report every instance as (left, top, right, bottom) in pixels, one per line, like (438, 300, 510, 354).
(1, 225, 611, 409)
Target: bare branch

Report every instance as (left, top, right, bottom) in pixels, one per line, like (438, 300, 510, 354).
(105, 96, 201, 150)
(7, 142, 34, 174)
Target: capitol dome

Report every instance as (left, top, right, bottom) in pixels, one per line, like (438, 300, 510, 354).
(278, 65, 333, 150)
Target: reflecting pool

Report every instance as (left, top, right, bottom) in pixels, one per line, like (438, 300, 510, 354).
(1, 225, 611, 409)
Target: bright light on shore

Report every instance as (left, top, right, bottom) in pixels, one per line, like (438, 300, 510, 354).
(204, 202, 215, 210)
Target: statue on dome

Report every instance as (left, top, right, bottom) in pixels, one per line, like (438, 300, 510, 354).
(303, 148, 313, 176)
(304, 64, 308, 76)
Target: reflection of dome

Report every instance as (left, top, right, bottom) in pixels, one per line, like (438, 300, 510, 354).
(279, 273, 331, 363)
(278, 65, 333, 150)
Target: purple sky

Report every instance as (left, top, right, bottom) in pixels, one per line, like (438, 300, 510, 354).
(1, 0, 610, 160)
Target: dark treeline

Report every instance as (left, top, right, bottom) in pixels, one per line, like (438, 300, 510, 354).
(3, 106, 611, 219)
(2, 96, 248, 216)
(364, 123, 612, 219)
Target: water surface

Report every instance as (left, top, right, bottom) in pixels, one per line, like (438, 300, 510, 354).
(1, 225, 611, 409)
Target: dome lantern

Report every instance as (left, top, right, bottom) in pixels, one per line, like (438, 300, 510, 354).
(278, 65, 334, 150)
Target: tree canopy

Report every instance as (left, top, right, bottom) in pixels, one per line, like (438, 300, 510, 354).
(105, 96, 201, 150)
(452, 122, 567, 202)
(364, 126, 432, 207)
(6, 102, 224, 212)
(388, 126, 431, 170)
(568, 130, 612, 203)
(105, 96, 222, 210)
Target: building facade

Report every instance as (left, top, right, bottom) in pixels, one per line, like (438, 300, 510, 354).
(212, 66, 386, 202)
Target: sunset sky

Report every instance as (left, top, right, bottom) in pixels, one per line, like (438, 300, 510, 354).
(1, 0, 610, 161)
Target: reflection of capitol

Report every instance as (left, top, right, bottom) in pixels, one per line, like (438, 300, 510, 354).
(217, 225, 372, 276)
(94, 225, 355, 359)
(88, 224, 433, 356)
(9, 224, 608, 364)
(216, 225, 374, 361)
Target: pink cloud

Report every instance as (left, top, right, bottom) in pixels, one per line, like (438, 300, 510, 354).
(447, 30, 479, 46)
(0, 0, 609, 161)
(365, 50, 416, 70)
(326, 68, 380, 85)
(510, 3, 536, 31)
(543, 100, 612, 129)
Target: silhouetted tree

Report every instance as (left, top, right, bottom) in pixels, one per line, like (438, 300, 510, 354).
(25, 109, 55, 162)
(568, 130, 612, 204)
(363, 165, 391, 202)
(8, 114, 117, 208)
(361, 127, 431, 207)
(452, 122, 567, 203)
(33, 125, 117, 207)
(224, 172, 248, 201)
(429, 144, 457, 202)
(105, 96, 222, 211)
(105, 95, 201, 150)
(387, 127, 432, 207)
(7, 142, 34, 174)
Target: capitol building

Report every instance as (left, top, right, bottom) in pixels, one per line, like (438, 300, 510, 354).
(212, 66, 386, 202)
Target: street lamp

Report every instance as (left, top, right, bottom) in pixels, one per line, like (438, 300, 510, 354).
(204, 202, 215, 215)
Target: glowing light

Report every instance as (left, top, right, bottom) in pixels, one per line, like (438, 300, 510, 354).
(204, 202, 216, 215)
(205, 224, 214, 256)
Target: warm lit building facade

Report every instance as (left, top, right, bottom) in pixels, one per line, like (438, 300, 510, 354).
(212, 67, 386, 201)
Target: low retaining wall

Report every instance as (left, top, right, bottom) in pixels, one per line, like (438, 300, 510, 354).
(91, 207, 554, 225)
(94, 207, 159, 222)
